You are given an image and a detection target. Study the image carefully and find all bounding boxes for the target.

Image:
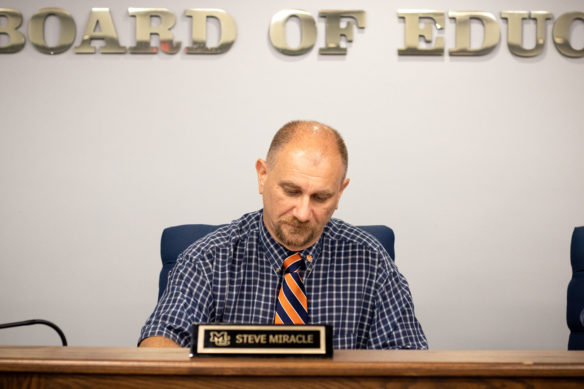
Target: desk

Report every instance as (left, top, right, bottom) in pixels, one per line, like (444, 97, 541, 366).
(1, 347, 584, 388)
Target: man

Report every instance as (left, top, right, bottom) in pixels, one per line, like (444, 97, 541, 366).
(139, 120, 427, 349)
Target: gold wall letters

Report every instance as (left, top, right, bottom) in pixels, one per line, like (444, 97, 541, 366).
(74, 8, 126, 54)
(128, 8, 181, 54)
(269, 9, 316, 55)
(0, 8, 26, 53)
(398, 9, 583, 58)
(185, 9, 237, 54)
(318, 10, 366, 55)
(28, 7, 76, 55)
(268, 9, 365, 55)
(553, 12, 584, 58)
(501, 11, 552, 57)
(0, 7, 583, 58)
(397, 10, 445, 55)
(448, 11, 500, 56)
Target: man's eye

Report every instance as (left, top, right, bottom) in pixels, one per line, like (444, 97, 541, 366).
(284, 189, 301, 196)
(312, 195, 329, 203)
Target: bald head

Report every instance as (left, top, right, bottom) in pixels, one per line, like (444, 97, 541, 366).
(256, 120, 350, 250)
(266, 120, 348, 179)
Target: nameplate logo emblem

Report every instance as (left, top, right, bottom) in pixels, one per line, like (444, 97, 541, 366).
(208, 331, 231, 347)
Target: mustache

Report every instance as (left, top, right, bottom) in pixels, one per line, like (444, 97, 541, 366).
(282, 218, 310, 229)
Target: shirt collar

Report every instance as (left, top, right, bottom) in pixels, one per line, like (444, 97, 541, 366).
(257, 210, 323, 273)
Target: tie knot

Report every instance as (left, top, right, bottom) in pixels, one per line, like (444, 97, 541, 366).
(283, 253, 304, 274)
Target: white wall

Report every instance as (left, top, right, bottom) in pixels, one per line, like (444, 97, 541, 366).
(0, 0, 582, 349)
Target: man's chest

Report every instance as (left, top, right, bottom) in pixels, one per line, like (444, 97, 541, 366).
(215, 257, 376, 324)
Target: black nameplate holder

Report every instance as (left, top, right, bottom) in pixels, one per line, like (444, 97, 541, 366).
(190, 324, 333, 358)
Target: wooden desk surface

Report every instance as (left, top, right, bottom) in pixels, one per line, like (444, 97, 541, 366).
(1, 347, 584, 388)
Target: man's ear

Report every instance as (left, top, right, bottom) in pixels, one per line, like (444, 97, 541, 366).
(339, 178, 350, 195)
(255, 159, 268, 194)
(334, 178, 350, 210)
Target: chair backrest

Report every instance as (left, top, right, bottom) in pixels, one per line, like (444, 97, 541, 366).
(159, 224, 395, 300)
(568, 226, 584, 349)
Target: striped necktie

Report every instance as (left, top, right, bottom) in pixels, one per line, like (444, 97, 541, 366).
(274, 253, 308, 324)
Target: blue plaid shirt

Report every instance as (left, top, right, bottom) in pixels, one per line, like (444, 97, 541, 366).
(140, 210, 427, 349)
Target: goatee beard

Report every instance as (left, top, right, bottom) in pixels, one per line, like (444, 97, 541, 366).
(275, 218, 315, 249)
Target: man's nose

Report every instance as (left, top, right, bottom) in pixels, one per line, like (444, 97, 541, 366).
(292, 196, 311, 222)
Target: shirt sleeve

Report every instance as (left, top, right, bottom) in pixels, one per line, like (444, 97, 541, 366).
(138, 248, 215, 347)
(367, 250, 428, 349)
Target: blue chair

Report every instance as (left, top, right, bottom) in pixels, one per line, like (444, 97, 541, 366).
(159, 224, 395, 300)
(568, 226, 584, 350)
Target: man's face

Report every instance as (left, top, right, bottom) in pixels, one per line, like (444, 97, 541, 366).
(256, 138, 349, 251)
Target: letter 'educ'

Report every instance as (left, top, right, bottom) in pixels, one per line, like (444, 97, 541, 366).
(397, 10, 445, 55)
(501, 11, 552, 57)
(448, 11, 500, 56)
(0, 8, 26, 53)
(553, 12, 584, 58)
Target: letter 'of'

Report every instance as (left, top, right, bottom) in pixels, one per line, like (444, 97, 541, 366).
(269, 9, 316, 56)
(319, 10, 366, 55)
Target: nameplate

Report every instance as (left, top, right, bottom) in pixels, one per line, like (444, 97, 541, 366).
(190, 324, 333, 358)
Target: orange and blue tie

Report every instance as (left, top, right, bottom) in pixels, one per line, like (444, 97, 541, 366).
(275, 253, 308, 324)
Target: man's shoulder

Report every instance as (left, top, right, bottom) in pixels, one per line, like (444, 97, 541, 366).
(181, 210, 261, 258)
(324, 218, 388, 255)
